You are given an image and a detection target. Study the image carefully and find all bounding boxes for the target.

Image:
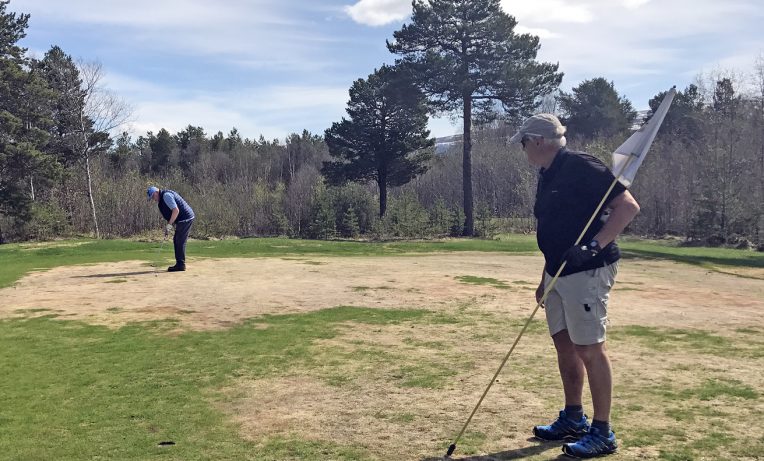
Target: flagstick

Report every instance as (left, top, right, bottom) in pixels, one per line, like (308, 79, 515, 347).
(445, 154, 637, 458)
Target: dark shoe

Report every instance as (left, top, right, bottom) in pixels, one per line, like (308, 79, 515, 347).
(167, 265, 186, 272)
(562, 426, 617, 458)
(533, 410, 590, 441)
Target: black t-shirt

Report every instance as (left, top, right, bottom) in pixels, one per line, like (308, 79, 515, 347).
(534, 148, 627, 276)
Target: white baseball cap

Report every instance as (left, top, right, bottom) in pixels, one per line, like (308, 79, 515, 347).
(509, 113, 566, 144)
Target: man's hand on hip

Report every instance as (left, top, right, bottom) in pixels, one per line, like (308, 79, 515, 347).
(535, 280, 545, 306)
(562, 243, 599, 267)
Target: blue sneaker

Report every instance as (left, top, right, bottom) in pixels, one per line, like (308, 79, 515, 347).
(533, 410, 590, 441)
(562, 426, 618, 458)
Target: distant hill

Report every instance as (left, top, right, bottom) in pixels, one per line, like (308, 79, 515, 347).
(631, 110, 652, 130)
(434, 134, 463, 154)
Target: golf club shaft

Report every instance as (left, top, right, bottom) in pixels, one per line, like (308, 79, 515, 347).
(154, 233, 168, 275)
(446, 155, 635, 457)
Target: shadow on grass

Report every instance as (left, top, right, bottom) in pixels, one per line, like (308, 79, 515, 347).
(421, 438, 562, 460)
(72, 270, 156, 278)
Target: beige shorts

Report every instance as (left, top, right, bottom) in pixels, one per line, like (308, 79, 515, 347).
(543, 262, 618, 345)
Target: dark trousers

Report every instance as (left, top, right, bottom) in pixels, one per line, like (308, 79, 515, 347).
(173, 220, 193, 267)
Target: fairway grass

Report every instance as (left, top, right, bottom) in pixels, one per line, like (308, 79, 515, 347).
(0, 307, 429, 460)
(1, 236, 762, 459)
(618, 238, 764, 278)
(0, 305, 762, 460)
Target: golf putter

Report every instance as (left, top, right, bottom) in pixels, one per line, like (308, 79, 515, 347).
(154, 233, 168, 277)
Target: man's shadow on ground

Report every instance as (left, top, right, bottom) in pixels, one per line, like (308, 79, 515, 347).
(421, 438, 568, 460)
(72, 271, 155, 278)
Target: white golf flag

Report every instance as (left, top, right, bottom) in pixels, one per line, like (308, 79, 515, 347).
(612, 87, 677, 187)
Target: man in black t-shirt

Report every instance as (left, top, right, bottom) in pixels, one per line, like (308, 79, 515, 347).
(509, 114, 641, 458)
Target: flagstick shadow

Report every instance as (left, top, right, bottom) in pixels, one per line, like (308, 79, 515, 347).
(420, 438, 565, 461)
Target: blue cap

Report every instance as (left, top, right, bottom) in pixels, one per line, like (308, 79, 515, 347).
(147, 186, 159, 201)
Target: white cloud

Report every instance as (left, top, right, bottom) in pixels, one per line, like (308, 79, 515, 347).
(234, 86, 349, 116)
(344, 0, 411, 26)
(128, 100, 244, 137)
(501, 0, 594, 23)
(510, 0, 763, 105)
(345, 0, 595, 26)
(106, 71, 349, 140)
(116, 73, 468, 139)
(515, 26, 559, 39)
(621, 0, 652, 9)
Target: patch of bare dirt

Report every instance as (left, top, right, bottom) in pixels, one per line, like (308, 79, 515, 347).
(1, 254, 762, 332)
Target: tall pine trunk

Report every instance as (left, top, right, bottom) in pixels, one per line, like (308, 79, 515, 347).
(462, 93, 474, 236)
(378, 171, 388, 217)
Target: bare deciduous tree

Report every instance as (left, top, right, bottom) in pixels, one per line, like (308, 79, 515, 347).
(77, 60, 132, 238)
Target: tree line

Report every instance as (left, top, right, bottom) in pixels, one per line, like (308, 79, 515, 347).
(1, 0, 762, 248)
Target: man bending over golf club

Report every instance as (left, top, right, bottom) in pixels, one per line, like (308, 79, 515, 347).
(509, 114, 640, 458)
(147, 186, 195, 272)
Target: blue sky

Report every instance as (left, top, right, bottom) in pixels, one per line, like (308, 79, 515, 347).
(12, 0, 764, 140)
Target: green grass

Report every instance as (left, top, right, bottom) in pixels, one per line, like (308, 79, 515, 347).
(453, 431, 488, 456)
(679, 379, 759, 401)
(609, 322, 763, 460)
(0, 306, 434, 460)
(455, 275, 511, 289)
(252, 437, 370, 461)
(386, 413, 416, 423)
(619, 238, 764, 274)
(664, 405, 726, 422)
(625, 426, 686, 448)
(402, 337, 450, 349)
(656, 431, 749, 461)
(615, 325, 764, 358)
(611, 325, 736, 355)
(393, 362, 459, 389)
(658, 446, 695, 461)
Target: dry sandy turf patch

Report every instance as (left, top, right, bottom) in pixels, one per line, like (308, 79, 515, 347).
(1, 254, 763, 460)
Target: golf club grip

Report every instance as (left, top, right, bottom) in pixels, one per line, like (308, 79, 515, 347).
(446, 444, 456, 457)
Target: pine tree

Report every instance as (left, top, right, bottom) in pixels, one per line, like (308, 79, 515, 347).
(150, 129, 176, 174)
(388, 0, 562, 235)
(323, 65, 433, 217)
(37, 45, 85, 168)
(307, 182, 335, 239)
(558, 77, 636, 139)
(339, 206, 360, 238)
(0, 1, 60, 231)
